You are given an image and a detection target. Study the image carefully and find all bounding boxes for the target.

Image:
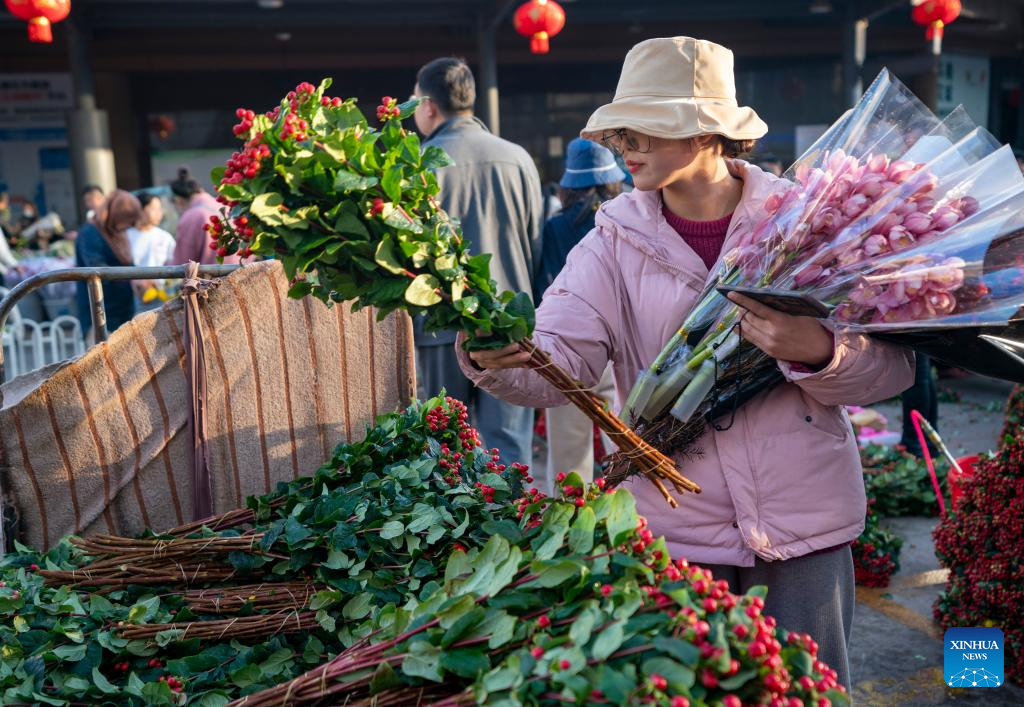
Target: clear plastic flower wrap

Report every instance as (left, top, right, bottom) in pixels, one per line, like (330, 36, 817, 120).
(611, 69, 1024, 492)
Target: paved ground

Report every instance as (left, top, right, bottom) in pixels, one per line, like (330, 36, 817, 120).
(851, 375, 1021, 705)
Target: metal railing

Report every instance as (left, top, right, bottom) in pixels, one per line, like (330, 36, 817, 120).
(0, 265, 239, 386)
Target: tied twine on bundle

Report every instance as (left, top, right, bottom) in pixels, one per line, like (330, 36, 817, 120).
(181, 261, 219, 522)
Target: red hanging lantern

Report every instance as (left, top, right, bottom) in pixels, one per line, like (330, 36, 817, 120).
(911, 0, 961, 52)
(4, 0, 72, 43)
(513, 0, 565, 55)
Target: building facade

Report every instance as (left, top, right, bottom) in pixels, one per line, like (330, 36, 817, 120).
(1, 0, 1022, 224)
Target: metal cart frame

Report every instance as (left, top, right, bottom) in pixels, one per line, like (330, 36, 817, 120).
(0, 265, 239, 386)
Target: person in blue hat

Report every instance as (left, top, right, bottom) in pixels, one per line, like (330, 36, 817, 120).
(534, 138, 625, 494)
(533, 138, 626, 302)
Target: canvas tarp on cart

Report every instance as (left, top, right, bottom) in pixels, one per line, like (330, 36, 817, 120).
(0, 260, 415, 551)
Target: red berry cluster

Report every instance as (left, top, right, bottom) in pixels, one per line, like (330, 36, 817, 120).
(851, 537, 899, 587)
(851, 500, 901, 587)
(279, 111, 309, 143)
(158, 674, 184, 692)
(222, 139, 271, 186)
(426, 397, 487, 487)
(1001, 383, 1024, 441)
(285, 82, 317, 112)
(370, 197, 385, 217)
(474, 481, 497, 503)
(614, 518, 844, 706)
(204, 215, 229, 257)
(514, 486, 547, 527)
(232, 108, 256, 137)
(204, 214, 249, 258)
(631, 515, 656, 555)
(320, 95, 344, 108)
(521, 490, 845, 705)
(934, 426, 1024, 685)
(437, 442, 463, 487)
(509, 461, 531, 483)
(262, 82, 319, 143)
(113, 661, 131, 672)
(376, 96, 401, 122)
(230, 215, 255, 257)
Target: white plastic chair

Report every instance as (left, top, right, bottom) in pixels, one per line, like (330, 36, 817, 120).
(47, 315, 84, 364)
(1, 328, 19, 382)
(0, 286, 19, 382)
(0, 287, 85, 380)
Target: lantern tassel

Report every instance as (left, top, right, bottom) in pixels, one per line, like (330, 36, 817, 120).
(530, 31, 550, 54)
(929, 20, 944, 55)
(27, 16, 53, 43)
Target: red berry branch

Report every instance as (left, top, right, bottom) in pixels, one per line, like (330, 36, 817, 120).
(205, 78, 699, 506)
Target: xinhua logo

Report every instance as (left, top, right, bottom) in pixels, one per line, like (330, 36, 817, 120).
(944, 627, 1004, 687)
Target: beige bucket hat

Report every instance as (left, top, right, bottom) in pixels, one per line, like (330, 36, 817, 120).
(581, 36, 767, 142)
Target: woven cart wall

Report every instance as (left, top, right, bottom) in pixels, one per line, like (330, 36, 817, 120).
(0, 261, 415, 550)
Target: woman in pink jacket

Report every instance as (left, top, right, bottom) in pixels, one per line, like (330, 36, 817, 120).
(170, 168, 243, 266)
(461, 37, 914, 690)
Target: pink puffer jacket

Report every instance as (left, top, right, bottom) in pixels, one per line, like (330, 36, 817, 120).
(456, 160, 914, 567)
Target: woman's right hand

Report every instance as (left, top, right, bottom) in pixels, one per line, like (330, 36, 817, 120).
(468, 343, 533, 370)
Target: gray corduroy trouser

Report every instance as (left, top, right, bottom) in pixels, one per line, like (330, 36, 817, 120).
(702, 545, 855, 693)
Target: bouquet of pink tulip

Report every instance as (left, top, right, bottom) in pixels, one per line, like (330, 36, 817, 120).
(611, 70, 1024, 488)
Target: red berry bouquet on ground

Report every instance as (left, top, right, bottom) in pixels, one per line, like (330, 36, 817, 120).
(933, 427, 1024, 685)
(208, 79, 697, 506)
(851, 498, 902, 588)
(1002, 384, 1024, 442)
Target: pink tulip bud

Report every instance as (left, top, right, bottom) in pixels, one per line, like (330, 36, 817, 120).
(810, 206, 843, 236)
(863, 234, 890, 257)
(932, 208, 959, 231)
(831, 174, 856, 201)
(867, 154, 890, 173)
(895, 200, 918, 217)
(837, 247, 866, 268)
(887, 160, 918, 184)
(841, 193, 869, 218)
(827, 149, 852, 174)
(855, 173, 885, 198)
(874, 213, 901, 233)
(902, 212, 932, 235)
(913, 196, 936, 213)
(887, 225, 915, 250)
(957, 195, 980, 217)
(849, 282, 883, 306)
(927, 256, 966, 290)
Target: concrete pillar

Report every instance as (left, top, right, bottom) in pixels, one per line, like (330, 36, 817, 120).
(841, 15, 868, 108)
(477, 15, 500, 136)
(66, 18, 117, 223)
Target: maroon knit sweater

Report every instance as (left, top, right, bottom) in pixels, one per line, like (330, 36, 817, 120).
(662, 204, 732, 270)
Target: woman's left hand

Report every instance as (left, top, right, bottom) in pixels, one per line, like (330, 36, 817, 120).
(726, 292, 834, 368)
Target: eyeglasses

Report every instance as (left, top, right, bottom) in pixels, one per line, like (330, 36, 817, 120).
(599, 128, 652, 156)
